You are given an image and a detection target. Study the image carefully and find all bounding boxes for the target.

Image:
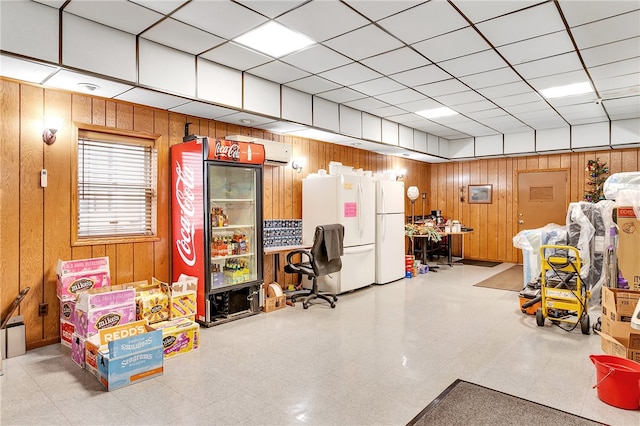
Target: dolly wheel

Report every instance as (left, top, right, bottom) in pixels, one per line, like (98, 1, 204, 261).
(581, 315, 591, 335)
(536, 308, 545, 327)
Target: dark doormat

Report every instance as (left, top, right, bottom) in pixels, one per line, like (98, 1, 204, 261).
(473, 265, 523, 292)
(455, 259, 501, 267)
(407, 379, 606, 426)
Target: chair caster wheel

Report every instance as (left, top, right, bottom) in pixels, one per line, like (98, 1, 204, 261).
(303, 303, 309, 309)
(330, 303, 335, 308)
(332, 296, 338, 301)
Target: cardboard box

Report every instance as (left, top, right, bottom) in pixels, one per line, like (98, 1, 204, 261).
(60, 318, 74, 348)
(97, 328, 164, 391)
(132, 279, 170, 324)
(71, 333, 85, 368)
(85, 320, 151, 380)
(599, 331, 640, 362)
(615, 207, 640, 291)
(166, 276, 198, 320)
(262, 295, 286, 313)
(602, 287, 640, 321)
(600, 315, 638, 342)
(56, 257, 111, 301)
(73, 285, 137, 338)
(149, 318, 199, 359)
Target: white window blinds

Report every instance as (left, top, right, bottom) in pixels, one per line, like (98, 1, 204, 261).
(77, 137, 157, 238)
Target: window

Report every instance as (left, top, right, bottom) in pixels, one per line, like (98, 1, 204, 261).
(74, 126, 158, 244)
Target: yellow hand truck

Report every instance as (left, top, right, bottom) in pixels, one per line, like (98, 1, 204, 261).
(535, 245, 591, 335)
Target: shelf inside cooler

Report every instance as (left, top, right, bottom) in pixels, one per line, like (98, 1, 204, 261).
(211, 224, 254, 230)
(211, 252, 255, 261)
(210, 198, 254, 203)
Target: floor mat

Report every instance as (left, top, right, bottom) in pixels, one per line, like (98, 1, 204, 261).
(455, 259, 501, 267)
(407, 379, 605, 426)
(473, 265, 523, 291)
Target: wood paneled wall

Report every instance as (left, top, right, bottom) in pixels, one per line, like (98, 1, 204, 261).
(0, 79, 429, 349)
(429, 150, 640, 262)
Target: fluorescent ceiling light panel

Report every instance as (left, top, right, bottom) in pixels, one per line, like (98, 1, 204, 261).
(416, 107, 458, 119)
(539, 82, 593, 99)
(234, 21, 315, 58)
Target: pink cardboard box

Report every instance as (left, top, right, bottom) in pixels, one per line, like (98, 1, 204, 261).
(56, 257, 111, 301)
(73, 285, 136, 338)
(71, 333, 86, 368)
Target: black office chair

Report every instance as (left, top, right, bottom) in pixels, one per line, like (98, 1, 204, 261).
(284, 224, 344, 309)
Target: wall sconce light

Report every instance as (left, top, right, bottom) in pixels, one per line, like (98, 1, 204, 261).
(43, 117, 62, 145)
(407, 186, 419, 224)
(291, 158, 305, 173)
(395, 168, 407, 180)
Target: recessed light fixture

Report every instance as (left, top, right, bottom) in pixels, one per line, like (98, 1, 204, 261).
(539, 82, 593, 99)
(351, 142, 361, 147)
(239, 119, 253, 125)
(78, 82, 100, 92)
(416, 107, 458, 119)
(233, 21, 315, 58)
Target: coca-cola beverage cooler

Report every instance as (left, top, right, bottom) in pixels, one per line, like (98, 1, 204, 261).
(171, 137, 265, 327)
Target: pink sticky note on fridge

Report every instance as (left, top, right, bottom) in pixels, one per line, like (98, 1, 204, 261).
(344, 202, 357, 218)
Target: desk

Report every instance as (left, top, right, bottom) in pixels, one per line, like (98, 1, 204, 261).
(440, 231, 473, 266)
(264, 245, 309, 285)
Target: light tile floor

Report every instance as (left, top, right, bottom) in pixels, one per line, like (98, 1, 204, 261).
(1, 263, 637, 425)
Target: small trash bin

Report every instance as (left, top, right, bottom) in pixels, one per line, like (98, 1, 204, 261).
(3, 315, 26, 359)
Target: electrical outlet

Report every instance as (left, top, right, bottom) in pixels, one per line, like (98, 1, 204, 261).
(38, 303, 48, 316)
(422, 192, 427, 199)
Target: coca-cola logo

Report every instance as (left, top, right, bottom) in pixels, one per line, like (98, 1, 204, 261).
(69, 278, 94, 294)
(96, 313, 122, 329)
(175, 161, 196, 267)
(215, 140, 240, 161)
(163, 335, 177, 348)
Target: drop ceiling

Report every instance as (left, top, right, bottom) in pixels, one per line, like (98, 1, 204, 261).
(1, 0, 639, 162)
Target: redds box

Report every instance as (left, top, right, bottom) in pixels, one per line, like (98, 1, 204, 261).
(56, 257, 111, 301)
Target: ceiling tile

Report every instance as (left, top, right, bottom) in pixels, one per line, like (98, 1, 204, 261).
(342, 0, 423, 22)
(412, 27, 491, 63)
(368, 105, 408, 118)
(200, 42, 272, 71)
(285, 75, 341, 94)
(453, 0, 543, 24)
(397, 98, 447, 113)
(323, 24, 404, 61)
(378, 1, 469, 44)
(64, 0, 163, 34)
(604, 96, 640, 120)
(477, 81, 532, 98)
(280, 44, 351, 74)
(390, 65, 452, 86)
(501, 100, 551, 114)
(438, 49, 507, 77)
(433, 90, 487, 106)
(168, 101, 237, 119)
(319, 62, 382, 86)
(453, 100, 500, 114)
(130, 1, 189, 15)
(514, 52, 583, 79)
(467, 108, 510, 119)
(257, 121, 309, 134)
(594, 74, 640, 99)
(343, 97, 388, 111)
(235, 0, 308, 18)
(350, 77, 406, 97)
(44, 69, 134, 98)
(494, 92, 545, 107)
(581, 37, 640, 68)
(217, 111, 277, 126)
(316, 87, 367, 104)
(475, 2, 565, 46)
(172, 1, 267, 39)
(247, 61, 310, 84)
(458, 67, 522, 89)
(527, 70, 591, 92)
(277, 1, 369, 42)
(414, 79, 470, 97)
(558, 0, 640, 27)
(497, 31, 575, 66)
(141, 18, 225, 55)
(375, 89, 428, 105)
(515, 110, 567, 130)
(546, 92, 598, 108)
(571, 10, 640, 49)
(115, 87, 189, 109)
(361, 48, 431, 76)
(589, 58, 640, 81)
(0, 54, 57, 84)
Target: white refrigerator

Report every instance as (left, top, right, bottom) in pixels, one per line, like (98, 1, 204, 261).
(302, 174, 375, 294)
(375, 180, 406, 284)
